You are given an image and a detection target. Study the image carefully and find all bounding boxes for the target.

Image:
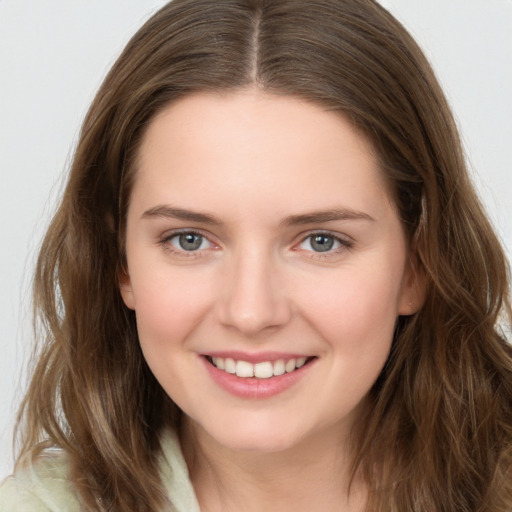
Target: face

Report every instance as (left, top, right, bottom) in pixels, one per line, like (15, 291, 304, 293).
(120, 90, 421, 454)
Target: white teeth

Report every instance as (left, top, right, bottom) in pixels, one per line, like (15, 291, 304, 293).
(236, 360, 254, 378)
(210, 356, 310, 378)
(296, 357, 307, 368)
(285, 359, 297, 373)
(273, 359, 285, 376)
(224, 358, 236, 374)
(254, 361, 273, 379)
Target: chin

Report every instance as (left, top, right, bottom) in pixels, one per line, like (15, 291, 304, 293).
(217, 435, 301, 454)
(197, 416, 311, 454)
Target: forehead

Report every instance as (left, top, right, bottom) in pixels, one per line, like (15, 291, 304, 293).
(132, 90, 393, 221)
(141, 90, 376, 164)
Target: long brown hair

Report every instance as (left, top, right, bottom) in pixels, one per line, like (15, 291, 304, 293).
(16, 0, 512, 510)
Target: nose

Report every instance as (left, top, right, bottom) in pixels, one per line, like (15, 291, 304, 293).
(216, 246, 293, 337)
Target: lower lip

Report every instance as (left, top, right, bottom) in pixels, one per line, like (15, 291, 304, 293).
(201, 356, 315, 399)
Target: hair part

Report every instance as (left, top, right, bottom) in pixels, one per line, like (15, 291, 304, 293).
(16, 1, 512, 510)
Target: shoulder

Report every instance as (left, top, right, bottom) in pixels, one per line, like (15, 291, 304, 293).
(0, 431, 199, 512)
(0, 449, 81, 512)
(158, 429, 201, 512)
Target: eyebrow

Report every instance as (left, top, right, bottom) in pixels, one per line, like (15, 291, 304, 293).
(142, 204, 375, 226)
(142, 205, 221, 225)
(280, 208, 375, 226)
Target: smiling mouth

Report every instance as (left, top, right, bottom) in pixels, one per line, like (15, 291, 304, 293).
(205, 356, 315, 379)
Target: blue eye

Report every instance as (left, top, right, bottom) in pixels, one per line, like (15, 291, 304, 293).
(299, 234, 343, 253)
(170, 232, 212, 251)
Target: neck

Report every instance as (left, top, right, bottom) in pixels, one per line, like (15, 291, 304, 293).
(180, 420, 367, 512)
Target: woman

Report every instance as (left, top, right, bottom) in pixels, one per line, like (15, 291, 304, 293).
(1, 0, 511, 510)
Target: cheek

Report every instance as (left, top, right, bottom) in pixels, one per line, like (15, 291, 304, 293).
(129, 267, 214, 348)
(294, 264, 404, 417)
(298, 262, 404, 355)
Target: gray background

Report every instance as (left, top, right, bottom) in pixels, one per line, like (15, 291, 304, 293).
(1, 0, 511, 476)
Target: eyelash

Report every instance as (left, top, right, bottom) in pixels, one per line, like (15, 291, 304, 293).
(158, 229, 216, 259)
(158, 230, 353, 259)
(296, 231, 354, 259)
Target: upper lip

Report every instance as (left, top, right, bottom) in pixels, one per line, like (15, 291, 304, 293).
(203, 351, 313, 364)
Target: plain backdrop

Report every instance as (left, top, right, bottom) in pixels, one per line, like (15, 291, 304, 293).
(1, 0, 511, 476)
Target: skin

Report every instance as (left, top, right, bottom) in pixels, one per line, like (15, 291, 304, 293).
(120, 89, 422, 511)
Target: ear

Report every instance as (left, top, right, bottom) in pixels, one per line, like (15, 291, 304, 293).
(118, 264, 136, 310)
(397, 250, 426, 316)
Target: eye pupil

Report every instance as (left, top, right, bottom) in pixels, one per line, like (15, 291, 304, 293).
(179, 233, 203, 251)
(311, 235, 334, 252)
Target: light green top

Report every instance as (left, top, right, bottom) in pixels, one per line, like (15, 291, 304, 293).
(0, 430, 200, 511)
